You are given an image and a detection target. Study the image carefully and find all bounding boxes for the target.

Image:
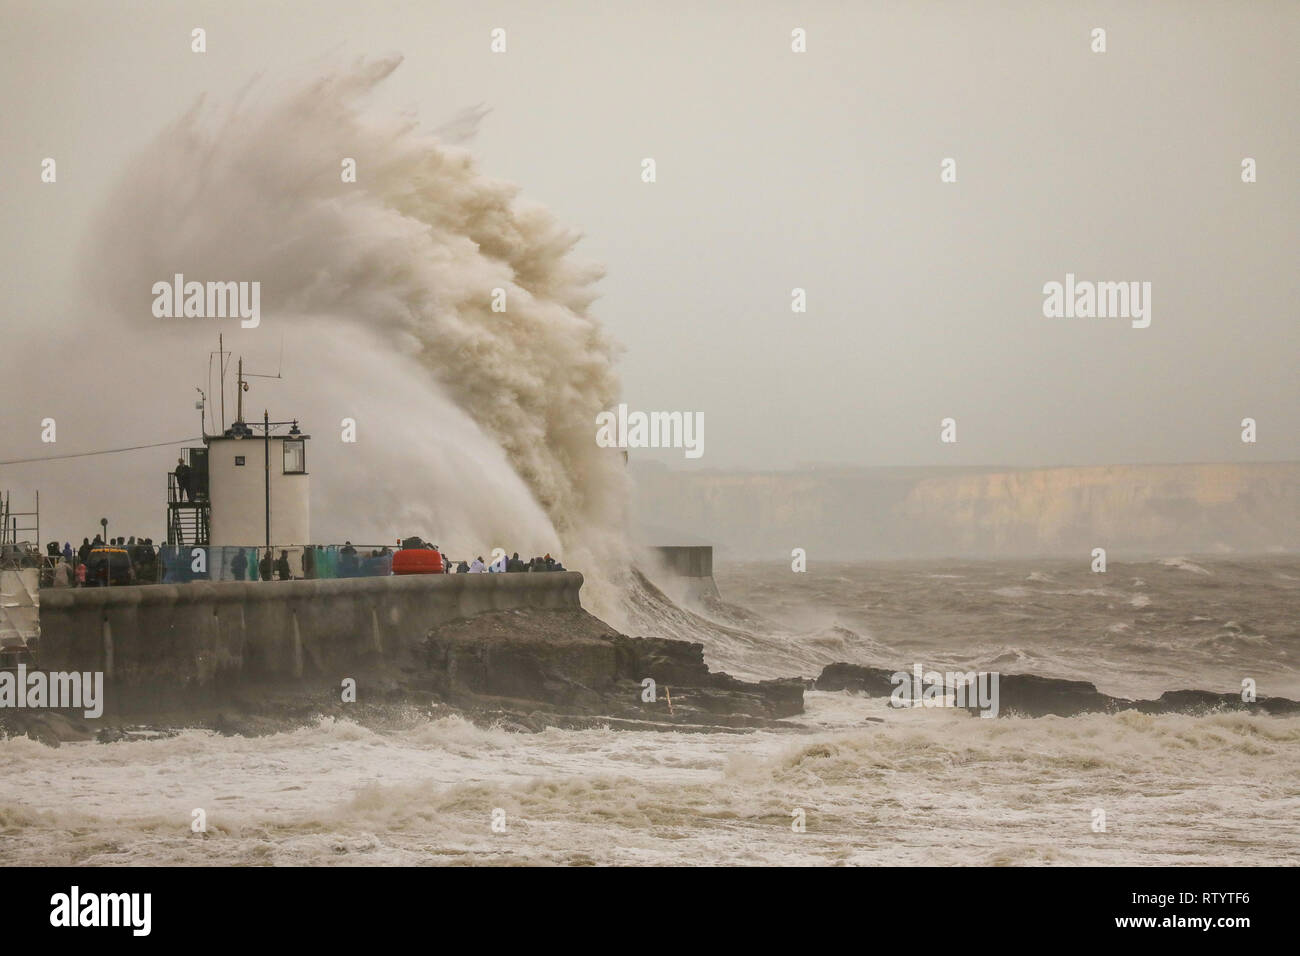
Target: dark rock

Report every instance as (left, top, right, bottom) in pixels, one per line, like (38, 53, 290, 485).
(992, 673, 1121, 718)
(814, 662, 898, 696)
(1136, 689, 1300, 717)
(423, 608, 803, 725)
(813, 661, 1300, 719)
(0, 710, 96, 748)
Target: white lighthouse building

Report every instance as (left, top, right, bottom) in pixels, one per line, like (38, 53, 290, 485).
(205, 417, 310, 547)
(168, 355, 310, 551)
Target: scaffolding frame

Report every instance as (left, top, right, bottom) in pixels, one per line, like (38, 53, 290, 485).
(0, 490, 39, 565)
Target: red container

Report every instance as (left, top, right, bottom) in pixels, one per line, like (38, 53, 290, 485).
(391, 548, 444, 575)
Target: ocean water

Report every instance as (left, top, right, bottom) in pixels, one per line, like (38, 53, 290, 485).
(711, 556, 1300, 699)
(1, 556, 1296, 866)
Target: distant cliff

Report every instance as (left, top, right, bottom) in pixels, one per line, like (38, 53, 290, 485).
(632, 462, 1300, 559)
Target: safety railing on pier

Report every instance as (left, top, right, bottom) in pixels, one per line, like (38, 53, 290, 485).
(158, 544, 405, 583)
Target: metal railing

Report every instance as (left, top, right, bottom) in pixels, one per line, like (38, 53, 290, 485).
(24, 543, 562, 585)
(160, 544, 403, 582)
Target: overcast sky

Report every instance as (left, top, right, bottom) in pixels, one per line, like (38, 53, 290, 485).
(2, 0, 1297, 485)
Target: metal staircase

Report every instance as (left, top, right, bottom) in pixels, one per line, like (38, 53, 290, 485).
(167, 472, 210, 546)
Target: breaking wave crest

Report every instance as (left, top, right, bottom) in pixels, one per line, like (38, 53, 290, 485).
(624, 568, 890, 680)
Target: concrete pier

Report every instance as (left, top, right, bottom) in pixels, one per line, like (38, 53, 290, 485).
(648, 545, 719, 601)
(37, 572, 584, 711)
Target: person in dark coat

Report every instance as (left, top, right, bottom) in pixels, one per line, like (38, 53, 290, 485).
(174, 458, 192, 502)
(231, 549, 247, 581)
(276, 550, 292, 581)
(141, 538, 158, 584)
(259, 550, 273, 581)
(339, 541, 359, 578)
(78, 538, 92, 566)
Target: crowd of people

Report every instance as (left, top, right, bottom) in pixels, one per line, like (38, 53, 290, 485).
(309, 542, 567, 579)
(26, 534, 567, 586)
(227, 548, 297, 582)
(37, 535, 162, 588)
(361, 541, 566, 576)
(454, 552, 567, 574)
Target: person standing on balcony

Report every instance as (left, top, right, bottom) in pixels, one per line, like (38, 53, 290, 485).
(174, 458, 192, 502)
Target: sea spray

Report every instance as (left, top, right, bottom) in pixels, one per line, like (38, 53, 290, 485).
(83, 56, 632, 621)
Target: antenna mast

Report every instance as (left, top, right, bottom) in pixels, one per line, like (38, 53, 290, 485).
(219, 333, 226, 432)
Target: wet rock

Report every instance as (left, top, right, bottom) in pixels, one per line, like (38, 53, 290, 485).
(0, 710, 97, 748)
(814, 662, 1300, 718)
(423, 608, 804, 725)
(992, 673, 1121, 718)
(1136, 689, 1300, 717)
(814, 663, 898, 696)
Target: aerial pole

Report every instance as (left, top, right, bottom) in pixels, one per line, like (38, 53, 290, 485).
(218, 333, 226, 433)
(264, 409, 271, 554)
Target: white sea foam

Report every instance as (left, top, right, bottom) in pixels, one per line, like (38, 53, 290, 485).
(3, 700, 1296, 866)
(1159, 557, 1213, 575)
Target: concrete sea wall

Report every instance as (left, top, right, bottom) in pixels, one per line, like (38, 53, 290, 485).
(37, 572, 584, 712)
(651, 546, 713, 578)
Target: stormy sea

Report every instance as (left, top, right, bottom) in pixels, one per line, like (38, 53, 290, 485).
(2, 554, 1295, 867)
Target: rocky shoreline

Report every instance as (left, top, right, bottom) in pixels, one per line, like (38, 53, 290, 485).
(6, 606, 1297, 748)
(1, 607, 807, 746)
(814, 662, 1300, 718)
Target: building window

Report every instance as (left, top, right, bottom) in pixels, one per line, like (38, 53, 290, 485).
(283, 439, 305, 474)
(235, 456, 245, 466)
